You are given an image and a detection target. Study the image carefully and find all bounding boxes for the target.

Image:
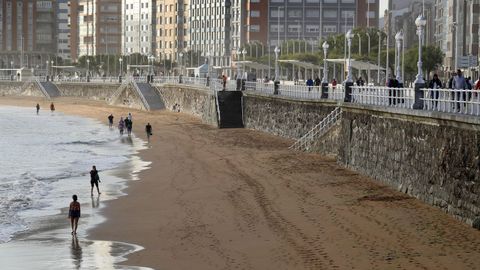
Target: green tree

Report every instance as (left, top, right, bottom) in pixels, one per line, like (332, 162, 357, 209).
(404, 45, 444, 81)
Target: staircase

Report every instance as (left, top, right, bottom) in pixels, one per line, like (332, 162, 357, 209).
(37, 81, 61, 99)
(131, 80, 165, 111)
(290, 107, 342, 152)
(216, 91, 244, 128)
(108, 80, 130, 105)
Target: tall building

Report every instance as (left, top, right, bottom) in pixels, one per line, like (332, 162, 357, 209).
(232, 0, 247, 54)
(189, 0, 231, 68)
(123, 0, 156, 55)
(76, 0, 122, 57)
(0, 0, 57, 68)
(267, 0, 379, 48)
(57, 0, 71, 61)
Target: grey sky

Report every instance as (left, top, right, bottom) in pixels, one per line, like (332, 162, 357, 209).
(379, 0, 388, 14)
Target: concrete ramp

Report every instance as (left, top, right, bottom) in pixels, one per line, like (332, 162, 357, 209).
(39, 81, 61, 98)
(134, 82, 165, 110)
(217, 91, 244, 128)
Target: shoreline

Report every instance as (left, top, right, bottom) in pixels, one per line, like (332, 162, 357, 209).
(2, 96, 480, 270)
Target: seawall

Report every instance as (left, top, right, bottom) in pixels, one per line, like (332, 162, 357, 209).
(242, 91, 480, 225)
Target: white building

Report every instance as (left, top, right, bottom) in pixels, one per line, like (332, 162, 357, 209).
(57, 0, 71, 61)
(123, 0, 156, 55)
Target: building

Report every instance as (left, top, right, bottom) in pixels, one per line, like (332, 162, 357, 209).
(155, 0, 189, 66)
(0, 0, 57, 69)
(123, 0, 156, 55)
(76, 0, 122, 57)
(57, 0, 71, 61)
(266, 0, 379, 48)
(189, 0, 231, 68)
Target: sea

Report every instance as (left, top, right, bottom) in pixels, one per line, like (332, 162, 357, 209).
(0, 105, 152, 269)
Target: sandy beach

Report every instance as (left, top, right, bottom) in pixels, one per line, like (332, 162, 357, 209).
(2, 96, 480, 270)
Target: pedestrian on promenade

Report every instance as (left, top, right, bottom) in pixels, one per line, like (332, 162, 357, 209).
(145, 123, 152, 142)
(108, 114, 114, 128)
(314, 76, 321, 87)
(331, 78, 337, 89)
(118, 117, 125, 135)
(453, 69, 467, 112)
(36, 103, 40, 115)
(306, 78, 314, 91)
(222, 74, 227, 90)
(50, 102, 55, 113)
(428, 74, 442, 110)
(388, 74, 400, 106)
(128, 112, 132, 121)
(356, 77, 365, 86)
(90, 165, 101, 196)
(68, 194, 81, 235)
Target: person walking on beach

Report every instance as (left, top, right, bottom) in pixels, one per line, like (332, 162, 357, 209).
(108, 114, 114, 128)
(126, 118, 133, 135)
(36, 103, 40, 114)
(118, 117, 125, 135)
(127, 112, 132, 121)
(68, 195, 81, 235)
(90, 166, 101, 196)
(50, 102, 55, 113)
(145, 123, 152, 141)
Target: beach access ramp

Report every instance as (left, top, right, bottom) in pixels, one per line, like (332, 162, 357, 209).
(38, 81, 61, 98)
(216, 91, 244, 128)
(133, 82, 165, 110)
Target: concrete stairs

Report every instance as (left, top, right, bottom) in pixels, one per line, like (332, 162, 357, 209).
(39, 81, 61, 98)
(216, 91, 244, 128)
(132, 81, 165, 110)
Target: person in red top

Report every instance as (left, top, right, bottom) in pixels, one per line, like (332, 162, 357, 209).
(331, 78, 337, 89)
(68, 194, 81, 235)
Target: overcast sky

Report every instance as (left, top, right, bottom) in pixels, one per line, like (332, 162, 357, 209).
(379, 0, 388, 14)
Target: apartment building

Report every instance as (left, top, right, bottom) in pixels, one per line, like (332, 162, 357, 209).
(0, 0, 57, 68)
(267, 0, 379, 48)
(123, 0, 156, 55)
(189, 0, 231, 67)
(155, 0, 189, 63)
(57, 0, 71, 61)
(75, 0, 122, 57)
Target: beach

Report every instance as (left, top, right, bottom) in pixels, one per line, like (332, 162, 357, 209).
(2, 96, 480, 270)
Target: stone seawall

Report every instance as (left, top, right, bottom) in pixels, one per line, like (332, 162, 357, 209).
(54, 82, 119, 101)
(0, 81, 44, 97)
(155, 84, 218, 126)
(242, 91, 480, 225)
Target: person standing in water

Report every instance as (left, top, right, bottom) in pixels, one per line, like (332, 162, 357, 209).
(145, 123, 152, 141)
(50, 102, 55, 113)
(118, 117, 125, 135)
(36, 103, 40, 114)
(68, 195, 81, 235)
(108, 114, 114, 128)
(90, 166, 101, 196)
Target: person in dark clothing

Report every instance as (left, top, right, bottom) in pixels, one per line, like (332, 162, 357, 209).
(306, 78, 314, 91)
(108, 114, 114, 128)
(125, 118, 133, 135)
(50, 102, 55, 113)
(145, 123, 152, 141)
(36, 103, 40, 115)
(428, 74, 442, 109)
(356, 77, 365, 86)
(388, 75, 399, 105)
(68, 194, 81, 235)
(90, 165, 101, 196)
(314, 76, 321, 86)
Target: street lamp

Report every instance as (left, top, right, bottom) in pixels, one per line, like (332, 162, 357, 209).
(274, 46, 280, 82)
(119, 57, 123, 77)
(51, 60, 54, 79)
(241, 48, 247, 79)
(395, 31, 404, 85)
(45, 60, 49, 78)
(366, 32, 371, 83)
(86, 59, 90, 76)
(414, 15, 427, 84)
(321, 42, 329, 84)
(178, 52, 183, 76)
(356, 33, 362, 55)
(377, 31, 382, 84)
(345, 30, 354, 83)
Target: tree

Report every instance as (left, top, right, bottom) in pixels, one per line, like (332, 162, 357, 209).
(404, 45, 444, 81)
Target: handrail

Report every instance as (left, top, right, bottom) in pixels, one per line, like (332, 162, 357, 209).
(108, 77, 130, 104)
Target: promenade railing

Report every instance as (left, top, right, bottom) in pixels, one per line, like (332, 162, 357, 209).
(421, 88, 480, 116)
(351, 86, 415, 109)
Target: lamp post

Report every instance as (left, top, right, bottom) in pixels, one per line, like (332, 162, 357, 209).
(45, 60, 49, 80)
(86, 59, 90, 82)
(179, 52, 183, 76)
(51, 60, 54, 81)
(377, 31, 382, 84)
(241, 48, 247, 80)
(274, 46, 280, 94)
(321, 41, 329, 98)
(344, 30, 354, 102)
(356, 33, 362, 55)
(366, 32, 371, 83)
(119, 57, 123, 76)
(413, 14, 427, 109)
(395, 31, 404, 86)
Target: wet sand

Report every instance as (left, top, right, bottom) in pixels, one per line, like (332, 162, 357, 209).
(2, 96, 480, 270)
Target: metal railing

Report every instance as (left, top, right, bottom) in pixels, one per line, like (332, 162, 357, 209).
(244, 81, 275, 95)
(290, 107, 343, 151)
(421, 88, 480, 116)
(351, 86, 415, 109)
(108, 78, 131, 104)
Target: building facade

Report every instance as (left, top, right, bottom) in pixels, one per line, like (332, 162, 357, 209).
(123, 0, 156, 55)
(76, 0, 122, 57)
(57, 0, 71, 61)
(0, 0, 57, 69)
(189, 0, 231, 68)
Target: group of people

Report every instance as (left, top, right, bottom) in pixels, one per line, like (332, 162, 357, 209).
(68, 165, 101, 235)
(116, 113, 133, 136)
(34, 102, 56, 114)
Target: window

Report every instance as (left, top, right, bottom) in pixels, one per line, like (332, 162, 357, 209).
(288, 24, 301, 33)
(271, 9, 284, 17)
(288, 10, 302, 18)
(323, 25, 337, 33)
(249, 25, 260, 32)
(250, 10, 260, 17)
(342, 10, 355, 18)
(323, 10, 337, 18)
(270, 24, 284, 32)
(306, 10, 319, 17)
(306, 25, 319, 33)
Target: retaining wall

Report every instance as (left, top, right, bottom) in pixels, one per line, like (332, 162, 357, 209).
(242, 91, 480, 225)
(54, 82, 119, 101)
(155, 84, 218, 126)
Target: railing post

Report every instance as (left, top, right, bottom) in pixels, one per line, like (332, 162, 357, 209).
(413, 82, 425, 109)
(321, 82, 328, 99)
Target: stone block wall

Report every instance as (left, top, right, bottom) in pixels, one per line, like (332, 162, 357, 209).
(242, 93, 338, 139)
(54, 83, 119, 101)
(0, 81, 45, 97)
(155, 84, 218, 126)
